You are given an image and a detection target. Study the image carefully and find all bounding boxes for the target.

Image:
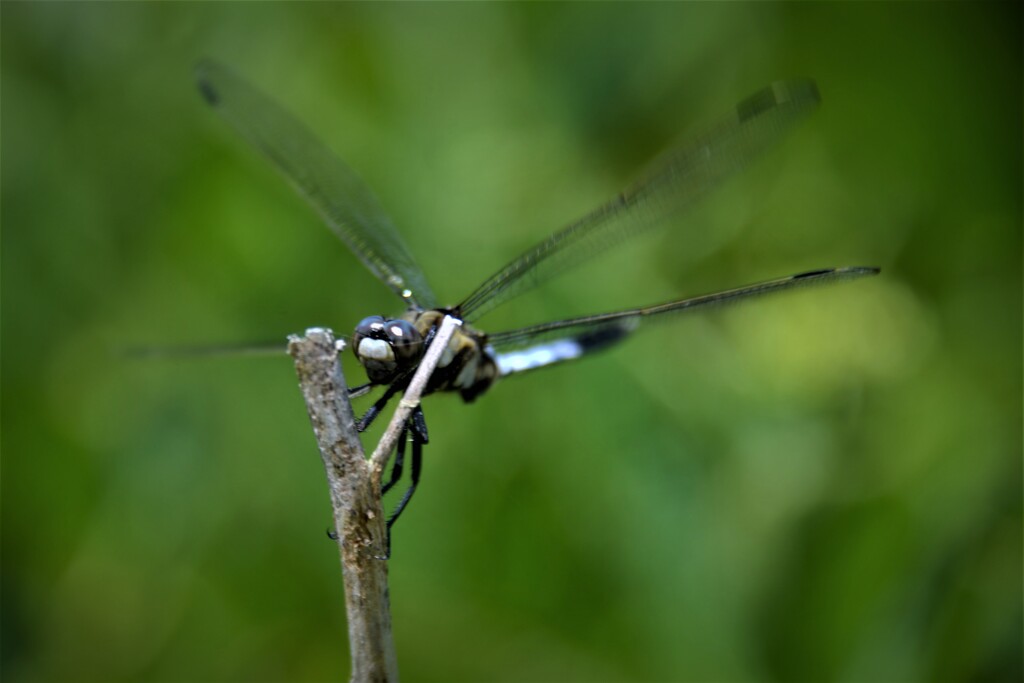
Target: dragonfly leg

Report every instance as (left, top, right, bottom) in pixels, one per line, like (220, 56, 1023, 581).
(381, 424, 408, 495)
(356, 382, 402, 432)
(387, 421, 424, 527)
(383, 408, 426, 558)
(409, 403, 429, 444)
(347, 382, 374, 399)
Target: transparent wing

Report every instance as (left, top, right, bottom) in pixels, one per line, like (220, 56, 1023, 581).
(196, 60, 436, 309)
(122, 340, 289, 360)
(490, 266, 879, 376)
(458, 80, 821, 322)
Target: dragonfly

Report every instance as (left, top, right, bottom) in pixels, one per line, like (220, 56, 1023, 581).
(195, 61, 878, 548)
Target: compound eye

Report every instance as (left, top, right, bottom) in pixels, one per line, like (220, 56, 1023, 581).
(384, 319, 423, 364)
(354, 315, 386, 339)
(353, 315, 389, 363)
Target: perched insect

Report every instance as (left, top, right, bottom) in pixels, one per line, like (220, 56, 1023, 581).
(196, 61, 878, 547)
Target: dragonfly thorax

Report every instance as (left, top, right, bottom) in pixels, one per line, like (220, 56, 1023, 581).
(353, 315, 424, 385)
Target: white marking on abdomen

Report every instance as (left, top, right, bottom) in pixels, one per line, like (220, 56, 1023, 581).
(495, 339, 584, 376)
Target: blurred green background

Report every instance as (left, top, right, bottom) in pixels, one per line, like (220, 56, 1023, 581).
(3, 3, 1020, 682)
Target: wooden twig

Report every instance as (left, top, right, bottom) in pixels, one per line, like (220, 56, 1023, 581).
(286, 316, 460, 683)
(288, 328, 396, 683)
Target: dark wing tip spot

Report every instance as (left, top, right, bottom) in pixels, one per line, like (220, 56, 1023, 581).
(793, 266, 881, 281)
(194, 60, 221, 106)
(197, 79, 219, 106)
(793, 268, 834, 280)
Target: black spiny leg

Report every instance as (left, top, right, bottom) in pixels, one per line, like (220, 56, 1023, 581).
(355, 382, 403, 432)
(409, 404, 429, 444)
(346, 381, 374, 400)
(382, 405, 428, 558)
(381, 424, 408, 495)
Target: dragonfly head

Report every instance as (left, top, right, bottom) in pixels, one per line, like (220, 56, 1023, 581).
(352, 315, 424, 385)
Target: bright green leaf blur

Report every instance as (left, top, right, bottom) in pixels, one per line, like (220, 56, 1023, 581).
(3, 3, 1020, 683)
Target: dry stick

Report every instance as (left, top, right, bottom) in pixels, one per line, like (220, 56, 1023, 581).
(287, 316, 461, 683)
(288, 328, 395, 683)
